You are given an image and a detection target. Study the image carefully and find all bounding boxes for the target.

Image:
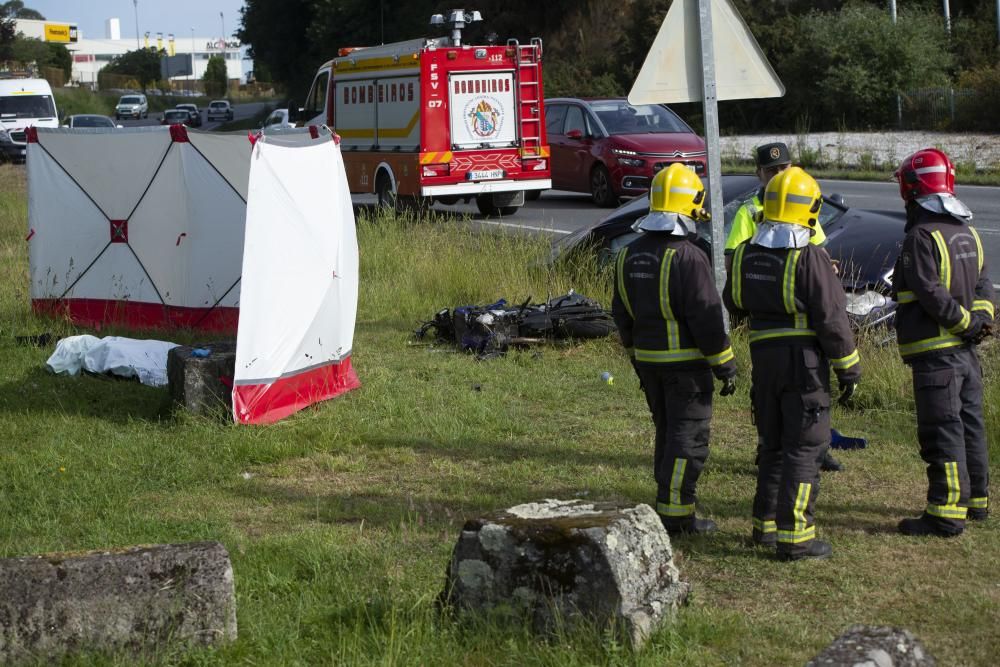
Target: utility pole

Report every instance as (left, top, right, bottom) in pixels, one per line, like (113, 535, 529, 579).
(943, 0, 951, 36)
(220, 11, 226, 91)
(132, 0, 140, 50)
(697, 0, 726, 295)
(890, 1, 902, 127)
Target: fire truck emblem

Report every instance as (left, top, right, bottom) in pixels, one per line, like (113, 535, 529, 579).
(466, 98, 503, 138)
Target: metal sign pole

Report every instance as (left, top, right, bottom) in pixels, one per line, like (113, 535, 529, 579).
(697, 0, 727, 297)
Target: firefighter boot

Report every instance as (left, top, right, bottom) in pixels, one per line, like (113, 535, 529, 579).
(662, 516, 717, 536)
(820, 450, 844, 472)
(967, 508, 989, 521)
(752, 531, 776, 548)
(777, 539, 832, 562)
(898, 515, 963, 537)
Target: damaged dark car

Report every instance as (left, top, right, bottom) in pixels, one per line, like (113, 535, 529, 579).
(552, 174, 906, 328)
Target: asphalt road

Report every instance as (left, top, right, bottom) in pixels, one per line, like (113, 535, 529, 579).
(818, 178, 1000, 265)
(116, 101, 270, 131)
(390, 179, 1000, 272)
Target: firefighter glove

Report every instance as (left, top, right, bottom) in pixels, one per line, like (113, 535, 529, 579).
(719, 376, 736, 397)
(838, 381, 857, 407)
(962, 312, 993, 344)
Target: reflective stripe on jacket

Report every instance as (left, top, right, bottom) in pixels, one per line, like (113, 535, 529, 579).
(891, 212, 996, 360)
(723, 241, 860, 382)
(611, 233, 736, 378)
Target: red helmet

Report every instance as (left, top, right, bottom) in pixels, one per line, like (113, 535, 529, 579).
(894, 148, 955, 203)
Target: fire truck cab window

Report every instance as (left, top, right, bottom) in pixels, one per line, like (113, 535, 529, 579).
(563, 106, 586, 136)
(545, 104, 566, 135)
(305, 70, 329, 117)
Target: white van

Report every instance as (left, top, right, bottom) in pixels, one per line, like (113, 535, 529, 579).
(0, 78, 58, 162)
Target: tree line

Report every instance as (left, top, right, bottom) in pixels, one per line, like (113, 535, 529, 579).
(237, 0, 999, 132)
(0, 1, 71, 81)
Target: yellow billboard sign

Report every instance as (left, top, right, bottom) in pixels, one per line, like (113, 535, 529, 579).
(44, 23, 78, 43)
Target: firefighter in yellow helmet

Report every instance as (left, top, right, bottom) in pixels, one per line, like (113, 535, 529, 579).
(723, 167, 861, 560)
(726, 145, 842, 474)
(612, 164, 737, 536)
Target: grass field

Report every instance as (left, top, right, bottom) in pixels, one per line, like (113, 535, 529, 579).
(1, 164, 998, 665)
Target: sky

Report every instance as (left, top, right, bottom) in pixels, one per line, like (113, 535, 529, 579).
(25, 0, 248, 42)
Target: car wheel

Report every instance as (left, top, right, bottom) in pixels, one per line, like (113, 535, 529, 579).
(590, 165, 618, 208)
(375, 171, 397, 212)
(476, 195, 519, 217)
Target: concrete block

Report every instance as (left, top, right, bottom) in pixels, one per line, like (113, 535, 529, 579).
(0, 541, 237, 662)
(441, 499, 689, 648)
(167, 342, 236, 415)
(807, 625, 936, 667)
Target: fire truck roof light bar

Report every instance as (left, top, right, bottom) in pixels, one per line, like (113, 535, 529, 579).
(430, 9, 483, 46)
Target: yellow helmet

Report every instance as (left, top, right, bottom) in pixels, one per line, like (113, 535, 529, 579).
(649, 163, 708, 219)
(762, 166, 822, 231)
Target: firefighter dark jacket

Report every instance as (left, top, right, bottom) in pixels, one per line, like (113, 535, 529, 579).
(611, 232, 736, 379)
(891, 210, 996, 360)
(723, 241, 861, 383)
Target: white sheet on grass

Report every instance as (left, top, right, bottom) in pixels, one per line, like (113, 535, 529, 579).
(46, 334, 179, 386)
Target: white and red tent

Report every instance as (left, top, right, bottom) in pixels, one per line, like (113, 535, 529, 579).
(233, 130, 360, 424)
(27, 125, 360, 423)
(27, 124, 251, 330)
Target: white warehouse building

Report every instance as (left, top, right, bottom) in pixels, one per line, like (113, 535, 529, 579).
(14, 17, 251, 87)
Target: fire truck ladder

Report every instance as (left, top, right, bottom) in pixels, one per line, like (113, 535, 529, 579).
(509, 38, 544, 158)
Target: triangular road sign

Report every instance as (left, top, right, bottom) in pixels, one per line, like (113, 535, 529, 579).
(628, 0, 784, 105)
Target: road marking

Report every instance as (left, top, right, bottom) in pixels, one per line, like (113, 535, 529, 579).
(974, 228, 1000, 235)
(476, 219, 572, 235)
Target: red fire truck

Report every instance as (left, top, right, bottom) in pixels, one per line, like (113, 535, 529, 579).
(299, 12, 550, 217)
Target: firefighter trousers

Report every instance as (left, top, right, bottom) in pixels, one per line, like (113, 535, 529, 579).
(910, 347, 989, 533)
(636, 364, 714, 527)
(750, 344, 831, 557)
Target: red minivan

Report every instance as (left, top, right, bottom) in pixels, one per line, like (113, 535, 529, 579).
(544, 98, 707, 207)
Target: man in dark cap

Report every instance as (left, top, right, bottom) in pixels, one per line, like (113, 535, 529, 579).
(724, 142, 841, 473)
(725, 143, 827, 268)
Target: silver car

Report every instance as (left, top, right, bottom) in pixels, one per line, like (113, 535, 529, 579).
(115, 94, 148, 120)
(207, 100, 233, 121)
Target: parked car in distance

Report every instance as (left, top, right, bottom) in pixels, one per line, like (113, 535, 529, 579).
(206, 100, 234, 121)
(544, 97, 707, 208)
(115, 94, 148, 120)
(553, 175, 905, 325)
(161, 109, 194, 126)
(65, 114, 120, 129)
(175, 103, 202, 127)
(261, 108, 291, 130)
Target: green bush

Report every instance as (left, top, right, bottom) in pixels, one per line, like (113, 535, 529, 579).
(52, 88, 116, 121)
(778, 5, 952, 130)
(954, 65, 1000, 131)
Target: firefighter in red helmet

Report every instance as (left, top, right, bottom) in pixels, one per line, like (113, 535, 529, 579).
(892, 147, 996, 537)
